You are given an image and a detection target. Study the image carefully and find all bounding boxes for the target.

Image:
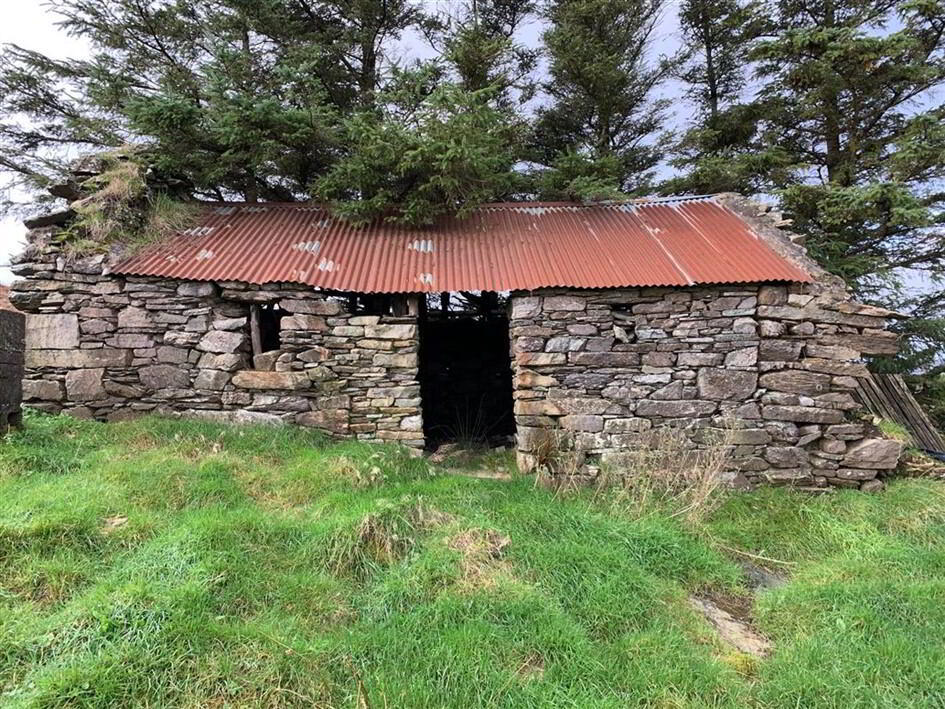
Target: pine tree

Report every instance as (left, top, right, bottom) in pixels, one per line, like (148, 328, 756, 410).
(534, 0, 682, 198)
(0, 0, 421, 208)
(315, 66, 524, 225)
(674, 0, 945, 408)
(663, 0, 769, 195)
(425, 0, 538, 105)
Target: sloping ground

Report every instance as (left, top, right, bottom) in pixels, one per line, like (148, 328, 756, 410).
(1, 413, 944, 707)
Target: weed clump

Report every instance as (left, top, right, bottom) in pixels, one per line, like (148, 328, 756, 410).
(598, 426, 735, 524)
(59, 148, 197, 256)
(326, 497, 452, 577)
(446, 527, 512, 590)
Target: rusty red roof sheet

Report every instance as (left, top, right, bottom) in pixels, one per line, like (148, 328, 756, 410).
(113, 196, 812, 293)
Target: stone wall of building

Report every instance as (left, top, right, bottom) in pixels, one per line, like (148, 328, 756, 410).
(9, 232, 423, 448)
(510, 282, 905, 490)
(0, 308, 25, 433)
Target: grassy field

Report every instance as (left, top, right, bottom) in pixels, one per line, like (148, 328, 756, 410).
(2, 412, 945, 708)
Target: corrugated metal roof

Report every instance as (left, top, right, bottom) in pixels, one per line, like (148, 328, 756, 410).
(113, 196, 812, 293)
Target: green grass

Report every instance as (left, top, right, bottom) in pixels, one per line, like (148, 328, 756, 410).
(2, 411, 945, 707)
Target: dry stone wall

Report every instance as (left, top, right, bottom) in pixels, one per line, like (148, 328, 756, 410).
(0, 308, 25, 433)
(10, 232, 423, 448)
(510, 283, 904, 490)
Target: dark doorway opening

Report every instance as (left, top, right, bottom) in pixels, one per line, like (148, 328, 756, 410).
(419, 292, 516, 449)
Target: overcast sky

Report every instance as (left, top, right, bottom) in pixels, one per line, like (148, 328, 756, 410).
(0, 1, 683, 284)
(0, 4, 90, 283)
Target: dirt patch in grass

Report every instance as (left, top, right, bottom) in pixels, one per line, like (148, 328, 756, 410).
(447, 527, 512, 590)
(689, 591, 772, 659)
(516, 653, 545, 681)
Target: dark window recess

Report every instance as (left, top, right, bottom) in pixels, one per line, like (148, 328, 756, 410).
(611, 304, 637, 343)
(250, 303, 288, 356)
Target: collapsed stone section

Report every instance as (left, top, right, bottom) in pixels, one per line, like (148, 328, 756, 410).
(10, 231, 423, 448)
(510, 283, 904, 490)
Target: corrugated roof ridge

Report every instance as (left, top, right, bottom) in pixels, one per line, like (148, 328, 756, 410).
(191, 195, 720, 213)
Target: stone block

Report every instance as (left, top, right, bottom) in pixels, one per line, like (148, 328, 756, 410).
(188, 409, 284, 426)
(603, 417, 652, 434)
(65, 368, 106, 401)
(22, 378, 64, 401)
(515, 370, 558, 389)
(761, 405, 844, 424)
(759, 340, 803, 361)
(543, 295, 585, 312)
(805, 344, 859, 361)
(677, 352, 723, 367)
(561, 415, 604, 432)
(194, 370, 231, 390)
(177, 282, 216, 297)
(364, 323, 418, 340)
(759, 371, 831, 395)
(511, 296, 541, 319)
(555, 397, 612, 415)
(635, 399, 718, 417)
(568, 352, 639, 367)
(800, 358, 869, 378)
(373, 352, 418, 368)
(728, 428, 771, 445)
(696, 369, 757, 401)
(297, 409, 349, 434)
(198, 353, 244, 371)
(197, 330, 244, 354)
(400, 415, 423, 432)
(764, 446, 809, 468)
(232, 371, 310, 390)
(109, 334, 154, 349)
(514, 399, 564, 416)
(825, 423, 865, 440)
(26, 314, 79, 350)
(212, 317, 246, 331)
(140, 365, 192, 390)
(280, 299, 343, 315)
(117, 306, 153, 329)
(253, 351, 281, 371)
(26, 348, 132, 369)
(758, 285, 788, 305)
(842, 438, 904, 470)
(284, 315, 328, 331)
(759, 320, 785, 337)
(725, 346, 758, 367)
(546, 336, 585, 352)
(516, 352, 566, 366)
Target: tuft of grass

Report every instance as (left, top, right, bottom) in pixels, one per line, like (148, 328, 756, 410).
(877, 418, 911, 443)
(1, 411, 945, 707)
(60, 148, 199, 257)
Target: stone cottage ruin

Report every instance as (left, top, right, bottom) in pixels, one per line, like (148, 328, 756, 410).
(10, 191, 907, 489)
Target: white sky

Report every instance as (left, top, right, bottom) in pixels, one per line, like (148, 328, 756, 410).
(0, 3, 90, 283)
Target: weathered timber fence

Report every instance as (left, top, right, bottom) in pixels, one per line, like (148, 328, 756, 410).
(0, 309, 25, 433)
(854, 373, 945, 454)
